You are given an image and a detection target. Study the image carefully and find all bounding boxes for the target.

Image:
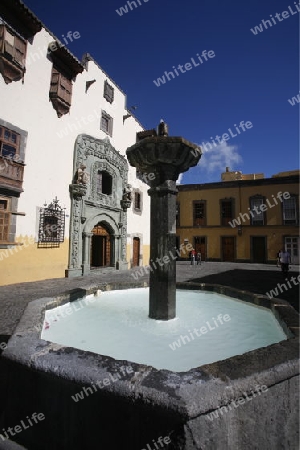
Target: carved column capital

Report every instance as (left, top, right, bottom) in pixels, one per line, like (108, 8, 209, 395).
(83, 231, 94, 238)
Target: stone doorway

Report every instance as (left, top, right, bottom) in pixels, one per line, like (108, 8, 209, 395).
(67, 135, 130, 277)
(91, 223, 112, 268)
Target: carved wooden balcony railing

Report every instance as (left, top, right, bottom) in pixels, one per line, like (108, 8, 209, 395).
(0, 155, 24, 192)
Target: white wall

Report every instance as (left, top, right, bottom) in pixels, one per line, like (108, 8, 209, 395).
(0, 26, 150, 245)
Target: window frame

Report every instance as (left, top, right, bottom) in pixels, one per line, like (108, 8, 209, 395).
(249, 195, 265, 226)
(97, 170, 113, 195)
(100, 111, 113, 137)
(132, 188, 143, 214)
(0, 125, 20, 159)
(103, 80, 114, 103)
(220, 198, 235, 226)
(134, 192, 141, 211)
(193, 200, 206, 226)
(282, 195, 298, 225)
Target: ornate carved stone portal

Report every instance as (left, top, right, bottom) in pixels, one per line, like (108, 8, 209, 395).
(66, 135, 129, 277)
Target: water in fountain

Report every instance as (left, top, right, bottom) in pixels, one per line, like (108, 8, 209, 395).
(42, 288, 287, 372)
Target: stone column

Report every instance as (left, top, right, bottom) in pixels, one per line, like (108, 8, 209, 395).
(148, 181, 177, 320)
(82, 232, 93, 275)
(126, 129, 202, 321)
(66, 184, 87, 278)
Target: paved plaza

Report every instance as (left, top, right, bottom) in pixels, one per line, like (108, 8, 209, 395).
(0, 261, 299, 339)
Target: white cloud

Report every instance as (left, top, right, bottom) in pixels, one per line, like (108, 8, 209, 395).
(176, 173, 183, 185)
(197, 140, 242, 173)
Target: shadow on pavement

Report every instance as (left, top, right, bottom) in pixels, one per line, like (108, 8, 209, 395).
(186, 269, 300, 313)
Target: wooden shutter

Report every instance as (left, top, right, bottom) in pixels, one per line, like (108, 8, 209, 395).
(58, 74, 72, 105)
(50, 67, 72, 105)
(14, 35, 27, 67)
(3, 27, 15, 58)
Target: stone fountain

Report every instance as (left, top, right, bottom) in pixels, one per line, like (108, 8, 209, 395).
(0, 123, 298, 450)
(126, 120, 201, 320)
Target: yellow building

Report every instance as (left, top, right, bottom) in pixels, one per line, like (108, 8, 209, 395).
(176, 170, 300, 264)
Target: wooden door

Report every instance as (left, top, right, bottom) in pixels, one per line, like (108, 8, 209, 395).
(252, 236, 266, 263)
(91, 224, 111, 267)
(132, 237, 140, 267)
(222, 237, 235, 262)
(194, 237, 206, 261)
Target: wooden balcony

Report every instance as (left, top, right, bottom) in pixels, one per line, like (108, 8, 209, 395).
(0, 155, 24, 192)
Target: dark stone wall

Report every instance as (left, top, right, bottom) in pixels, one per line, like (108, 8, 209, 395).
(0, 359, 184, 450)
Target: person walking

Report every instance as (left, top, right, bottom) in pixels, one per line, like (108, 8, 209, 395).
(190, 249, 196, 265)
(279, 249, 291, 274)
(276, 250, 281, 267)
(196, 252, 201, 265)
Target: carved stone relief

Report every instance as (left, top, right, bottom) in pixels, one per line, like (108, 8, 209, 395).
(66, 135, 129, 277)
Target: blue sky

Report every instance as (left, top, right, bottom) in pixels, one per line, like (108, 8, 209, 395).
(24, 0, 299, 183)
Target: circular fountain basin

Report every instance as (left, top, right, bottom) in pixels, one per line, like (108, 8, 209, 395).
(42, 288, 287, 372)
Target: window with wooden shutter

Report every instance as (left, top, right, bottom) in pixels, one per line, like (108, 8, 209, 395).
(103, 80, 114, 103)
(13, 35, 26, 67)
(49, 67, 73, 117)
(0, 24, 27, 83)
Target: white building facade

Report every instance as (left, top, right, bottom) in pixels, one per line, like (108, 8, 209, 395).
(0, 0, 150, 285)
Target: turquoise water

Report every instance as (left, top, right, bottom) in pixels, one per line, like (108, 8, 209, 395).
(42, 288, 287, 372)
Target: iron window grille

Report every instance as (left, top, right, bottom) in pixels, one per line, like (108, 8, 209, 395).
(103, 80, 114, 103)
(38, 197, 65, 248)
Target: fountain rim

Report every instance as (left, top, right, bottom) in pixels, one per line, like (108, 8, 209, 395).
(2, 280, 299, 418)
(126, 136, 202, 153)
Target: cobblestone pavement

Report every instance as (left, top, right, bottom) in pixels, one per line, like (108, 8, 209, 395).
(0, 262, 299, 338)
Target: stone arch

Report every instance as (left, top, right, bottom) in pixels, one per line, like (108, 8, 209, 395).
(82, 213, 121, 271)
(84, 213, 118, 236)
